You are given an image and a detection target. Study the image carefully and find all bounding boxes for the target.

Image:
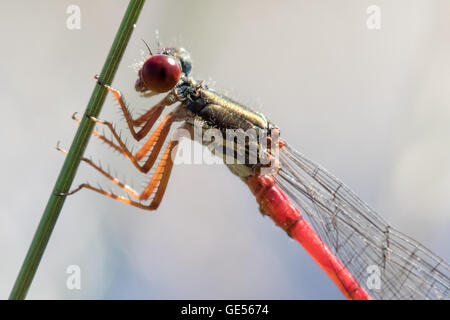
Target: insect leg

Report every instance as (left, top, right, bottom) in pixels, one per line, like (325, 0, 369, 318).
(96, 79, 177, 141)
(58, 139, 179, 210)
(72, 105, 185, 173)
(72, 113, 123, 154)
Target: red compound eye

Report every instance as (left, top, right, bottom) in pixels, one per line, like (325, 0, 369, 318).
(140, 54, 181, 93)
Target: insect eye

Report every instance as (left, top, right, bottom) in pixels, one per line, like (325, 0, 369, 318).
(140, 54, 181, 93)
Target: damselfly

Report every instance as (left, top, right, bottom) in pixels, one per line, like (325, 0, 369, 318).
(60, 45, 450, 300)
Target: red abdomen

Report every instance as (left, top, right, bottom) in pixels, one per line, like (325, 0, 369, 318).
(245, 174, 371, 300)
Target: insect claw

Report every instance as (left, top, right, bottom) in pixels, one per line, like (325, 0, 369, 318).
(56, 141, 68, 155)
(58, 184, 85, 197)
(89, 115, 105, 125)
(56, 190, 74, 197)
(94, 74, 105, 86)
(95, 76, 115, 91)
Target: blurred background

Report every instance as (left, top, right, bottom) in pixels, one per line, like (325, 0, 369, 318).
(1, 0, 449, 299)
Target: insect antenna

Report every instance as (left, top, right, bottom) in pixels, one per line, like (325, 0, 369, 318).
(141, 39, 153, 56)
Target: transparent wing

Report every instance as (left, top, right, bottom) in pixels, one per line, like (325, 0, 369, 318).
(275, 141, 450, 300)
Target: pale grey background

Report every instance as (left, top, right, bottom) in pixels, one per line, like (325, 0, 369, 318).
(0, 0, 449, 299)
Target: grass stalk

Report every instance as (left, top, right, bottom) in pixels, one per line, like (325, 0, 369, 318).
(9, 0, 146, 300)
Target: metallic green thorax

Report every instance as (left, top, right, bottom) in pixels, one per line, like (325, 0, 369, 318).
(185, 87, 269, 131)
(181, 85, 273, 178)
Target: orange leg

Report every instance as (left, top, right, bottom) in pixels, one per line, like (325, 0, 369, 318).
(73, 111, 178, 173)
(58, 140, 179, 210)
(97, 79, 178, 141)
(72, 113, 123, 154)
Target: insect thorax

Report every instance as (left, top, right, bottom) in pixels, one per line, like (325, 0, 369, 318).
(177, 81, 277, 178)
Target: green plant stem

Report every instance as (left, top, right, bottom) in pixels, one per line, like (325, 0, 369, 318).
(9, 0, 146, 300)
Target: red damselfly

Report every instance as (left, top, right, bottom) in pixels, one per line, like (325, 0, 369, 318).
(60, 45, 450, 300)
